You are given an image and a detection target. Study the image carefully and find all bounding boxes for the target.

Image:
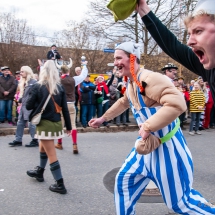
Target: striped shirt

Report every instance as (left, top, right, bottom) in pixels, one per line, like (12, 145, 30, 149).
(190, 90, 205, 112)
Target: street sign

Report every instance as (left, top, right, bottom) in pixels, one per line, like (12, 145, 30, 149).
(103, 49, 115, 53)
(107, 63, 114, 66)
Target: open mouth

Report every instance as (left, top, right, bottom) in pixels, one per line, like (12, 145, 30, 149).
(118, 66, 123, 71)
(193, 49, 204, 62)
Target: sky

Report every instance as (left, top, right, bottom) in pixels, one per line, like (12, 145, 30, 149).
(2, 0, 90, 37)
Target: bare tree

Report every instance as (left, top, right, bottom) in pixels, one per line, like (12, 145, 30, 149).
(51, 20, 115, 74)
(0, 12, 37, 72)
(86, 0, 182, 56)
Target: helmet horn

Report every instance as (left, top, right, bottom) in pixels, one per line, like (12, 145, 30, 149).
(55, 59, 62, 69)
(67, 58, 73, 68)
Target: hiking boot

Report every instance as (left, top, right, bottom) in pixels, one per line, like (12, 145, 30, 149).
(26, 166, 45, 182)
(49, 178, 67, 194)
(189, 131, 195, 136)
(9, 140, 22, 147)
(55, 143, 63, 150)
(25, 139, 39, 147)
(73, 144, 78, 154)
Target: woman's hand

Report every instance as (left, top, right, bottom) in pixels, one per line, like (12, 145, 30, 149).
(138, 124, 150, 140)
(66, 130, 71, 136)
(89, 117, 105, 128)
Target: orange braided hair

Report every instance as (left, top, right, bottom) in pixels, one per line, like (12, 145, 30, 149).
(130, 54, 145, 94)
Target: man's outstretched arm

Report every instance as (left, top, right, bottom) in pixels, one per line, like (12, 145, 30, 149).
(137, 0, 205, 77)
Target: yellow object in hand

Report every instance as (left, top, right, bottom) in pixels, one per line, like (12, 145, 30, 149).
(107, 0, 138, 22)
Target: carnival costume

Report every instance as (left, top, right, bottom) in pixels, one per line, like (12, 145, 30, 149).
(102, 41, 215, 214)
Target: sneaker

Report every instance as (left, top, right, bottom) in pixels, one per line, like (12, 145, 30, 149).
(189, 131, 195, 136)
(25, 139, 39, 147)
(195, 131, 202, 135)
(55, 143, 63, 150)
(9, 140, 22, 147)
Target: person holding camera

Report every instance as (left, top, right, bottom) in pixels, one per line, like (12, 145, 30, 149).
(47, 45, 61, 60)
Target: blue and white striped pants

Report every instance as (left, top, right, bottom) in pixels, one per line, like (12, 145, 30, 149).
(114, 130, 215, 215)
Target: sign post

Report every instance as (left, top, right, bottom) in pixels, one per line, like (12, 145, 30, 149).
(103, 49, 115, 53)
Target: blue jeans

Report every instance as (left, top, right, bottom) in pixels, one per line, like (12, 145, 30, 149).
(0, 100, 13, 122)
(96, 101, 110, 126)
(189, 112, 201, 132)
(16, 114, 36, 142)
(81, 104, 94, 126)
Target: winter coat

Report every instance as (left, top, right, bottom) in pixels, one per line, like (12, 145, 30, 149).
(0, 75, 16, 100)
(80, 81, 96, 105)
(19, 79, 37, 120)
(26, 83, 71, 130)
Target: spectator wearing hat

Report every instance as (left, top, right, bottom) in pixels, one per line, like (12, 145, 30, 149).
(80, 75, 96, 128)
(0, 66, 16, 124)
(47, 45, 61, 60)
(161, 63, 178, 82)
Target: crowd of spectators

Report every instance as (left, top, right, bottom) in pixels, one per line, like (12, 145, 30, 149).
(77, 67, 130, 128)
(172, 74, 214, 134)
(2, 45, 214, 143)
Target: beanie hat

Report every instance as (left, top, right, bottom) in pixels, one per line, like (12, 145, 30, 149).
(115, 42, 140, 60)
(96, 75, 105, 81)
(193, 0, 215, 16)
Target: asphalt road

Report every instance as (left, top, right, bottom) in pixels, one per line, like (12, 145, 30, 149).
(0, 129, 215, 215)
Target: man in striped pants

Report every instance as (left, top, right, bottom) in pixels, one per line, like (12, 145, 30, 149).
(89, 42, 215, 214)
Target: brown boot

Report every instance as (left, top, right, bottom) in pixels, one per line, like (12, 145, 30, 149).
(73, 144, 78, 154)
(55, 143, 63, 150)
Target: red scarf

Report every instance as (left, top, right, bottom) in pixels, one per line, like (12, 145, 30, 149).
(61, 74, 69, 79)
(97, 82, 109, 94)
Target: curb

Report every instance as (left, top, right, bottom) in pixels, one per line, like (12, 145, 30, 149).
(0, 125, 139, 136)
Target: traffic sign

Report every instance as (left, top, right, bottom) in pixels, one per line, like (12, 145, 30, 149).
(103, 49, 115, 53)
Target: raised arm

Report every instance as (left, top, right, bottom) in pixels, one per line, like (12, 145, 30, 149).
(136, 0, 206, 78)
(73, 65, 88, 86)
